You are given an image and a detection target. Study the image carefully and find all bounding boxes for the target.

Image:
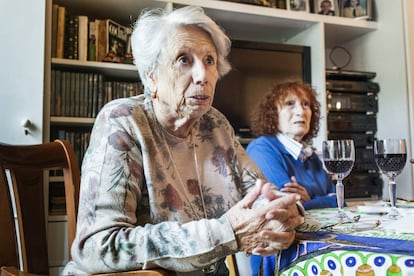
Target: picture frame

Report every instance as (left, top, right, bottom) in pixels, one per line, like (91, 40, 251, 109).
(287, 0, 310, 12)
(314, 0, 339, 16)
(340, 0, 372, 20)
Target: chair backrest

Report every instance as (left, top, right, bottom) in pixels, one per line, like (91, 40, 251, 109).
(0, 139, 227, 276)
(0, 139, 80, 275)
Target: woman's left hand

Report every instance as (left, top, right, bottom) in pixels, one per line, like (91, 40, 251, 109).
(280, 176, 311, 203)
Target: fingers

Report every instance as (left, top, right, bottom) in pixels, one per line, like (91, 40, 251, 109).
(281, 180, 311, 202)
(242, 179, 266, 208)
(251, 230, 296, 256)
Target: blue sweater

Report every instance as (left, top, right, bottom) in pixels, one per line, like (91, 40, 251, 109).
(246, 136, 337, 210)
(246, 136, 337, 276)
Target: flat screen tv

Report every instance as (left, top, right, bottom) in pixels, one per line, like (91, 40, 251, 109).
(213, 40, 311, 137)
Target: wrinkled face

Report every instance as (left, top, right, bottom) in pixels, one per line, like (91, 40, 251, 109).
(152, 25, 219, 121)
(277, 92, 312, 141)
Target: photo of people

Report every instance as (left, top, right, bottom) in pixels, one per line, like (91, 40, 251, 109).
(316, 0, 337, 16)
(342, 0, 367, 18)
(288, 0, 309, 12)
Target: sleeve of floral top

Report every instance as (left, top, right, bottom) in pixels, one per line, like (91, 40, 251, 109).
(68, 101, 238, 274)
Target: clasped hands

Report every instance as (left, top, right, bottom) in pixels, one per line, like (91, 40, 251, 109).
(225, 179, 304, 256)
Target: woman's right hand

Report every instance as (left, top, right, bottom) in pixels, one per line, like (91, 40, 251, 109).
(224, 179, 304, 256)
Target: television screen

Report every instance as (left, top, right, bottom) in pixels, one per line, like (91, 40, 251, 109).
(213, 40, 311, 137)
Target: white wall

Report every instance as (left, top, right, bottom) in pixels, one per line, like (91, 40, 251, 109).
(0, 0, 45, 144)
(343, 0, 413, 199)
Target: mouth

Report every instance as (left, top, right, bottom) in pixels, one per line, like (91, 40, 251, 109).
(189, 94, 210, 104)
(191, 95, 209, 100)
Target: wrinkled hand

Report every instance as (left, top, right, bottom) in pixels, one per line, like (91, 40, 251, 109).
(280, 176, 311, 203)
(225, 179, 304, 256)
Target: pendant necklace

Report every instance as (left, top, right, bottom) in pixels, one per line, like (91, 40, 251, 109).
(157, 122, 208, 220)
(151, 101, 220, 273)
(157, 122, 220, 274)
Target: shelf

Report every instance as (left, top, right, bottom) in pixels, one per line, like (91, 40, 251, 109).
(51, 58, 139, 80)
(50, 116, 95, 126)
(48, 215, 67, 222)
(53, 0, 377, 47)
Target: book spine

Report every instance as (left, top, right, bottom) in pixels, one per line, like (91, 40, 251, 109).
(64, 15, 79, 60)
(88, 20, 97, 61)
(51, 4, 59, 58)
(97, 19, 107, 62)
(56, 6, 66, 58)
(78, 15, 89, 61)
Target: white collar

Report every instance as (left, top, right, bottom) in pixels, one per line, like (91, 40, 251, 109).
(276, 133, 313, 161)
(277, 133, 303, 160)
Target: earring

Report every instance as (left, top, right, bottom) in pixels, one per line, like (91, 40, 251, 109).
(150, 91, 157, 99)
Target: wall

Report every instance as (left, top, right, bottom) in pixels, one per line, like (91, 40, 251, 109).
(344, 0, 414, 199)
(0, 0, 45, 144)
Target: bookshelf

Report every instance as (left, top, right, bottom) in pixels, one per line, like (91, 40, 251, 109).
(39, 0, 413, 275)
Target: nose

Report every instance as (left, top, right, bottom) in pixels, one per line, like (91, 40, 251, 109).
(294, 102, 304, 115)
(192, 59, 208, 85)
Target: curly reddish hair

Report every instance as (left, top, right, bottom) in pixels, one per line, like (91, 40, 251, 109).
(249, 81, 321, 143)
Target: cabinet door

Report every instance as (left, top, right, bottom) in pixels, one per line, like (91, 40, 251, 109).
(0, 1, 46, 144)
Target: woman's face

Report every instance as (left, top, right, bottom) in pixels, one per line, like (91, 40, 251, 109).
(277, 92, 312, 142)
(152, 25, 219, 123)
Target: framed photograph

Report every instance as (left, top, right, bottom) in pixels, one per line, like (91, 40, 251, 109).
(340, 0, 372, 20)
(314, 0, 339, 16)
(287, 0, 310, 12)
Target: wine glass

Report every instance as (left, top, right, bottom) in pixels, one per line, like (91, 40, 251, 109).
(374, 139, 407, 219)
(322, 139, 355, 222)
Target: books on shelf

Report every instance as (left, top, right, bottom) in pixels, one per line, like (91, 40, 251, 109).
(97, 19, 132, 63)
(49, 180, 66, 215)
(50, 69, 143, 118)
(51, 4, 133, 64)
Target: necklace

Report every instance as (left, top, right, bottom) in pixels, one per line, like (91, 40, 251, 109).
(157, 120, 208, 220)
(150, 105, 219, 273)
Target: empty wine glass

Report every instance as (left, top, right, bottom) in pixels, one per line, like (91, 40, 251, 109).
(322, 139, 355, 222)
(374, 139, 407, 219)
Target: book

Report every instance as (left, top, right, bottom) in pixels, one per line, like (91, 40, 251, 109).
(88, 20, 98, 61)
(51, 4, 59, 58)
(64, 14, 79, 60)
(77, 15, 89, 61)
(56, 5, 66, 58)
(97, 19, 131, 63)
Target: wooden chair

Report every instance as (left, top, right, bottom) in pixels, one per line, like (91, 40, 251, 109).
(0, 140, 171, 276)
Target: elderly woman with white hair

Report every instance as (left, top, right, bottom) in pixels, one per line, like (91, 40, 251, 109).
(63, 5, 303, 275)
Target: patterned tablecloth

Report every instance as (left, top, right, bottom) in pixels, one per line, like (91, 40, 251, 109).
(274, 204, 414, 276)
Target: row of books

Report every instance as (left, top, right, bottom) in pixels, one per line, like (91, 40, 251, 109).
(49, 180, 66, 215)
(51, 69, 143, 118)
(52, 4, 133, 63)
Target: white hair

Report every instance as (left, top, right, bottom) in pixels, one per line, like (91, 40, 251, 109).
(130, 6, 232, 97)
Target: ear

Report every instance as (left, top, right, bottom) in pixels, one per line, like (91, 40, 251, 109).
(147, 72, 157, 92)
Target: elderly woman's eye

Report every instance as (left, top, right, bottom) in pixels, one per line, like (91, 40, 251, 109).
(303, 101, 311, 108)
(206, 55, 215, 65)
(178, 55, 190, 64)
(285, 100, 295, 106)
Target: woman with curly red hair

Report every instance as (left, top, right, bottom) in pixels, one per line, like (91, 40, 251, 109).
(247, 81, 337, 275)
(247, 81, 336, 210)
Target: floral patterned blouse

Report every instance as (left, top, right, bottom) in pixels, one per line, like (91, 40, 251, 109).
(63, 95, 263, 274)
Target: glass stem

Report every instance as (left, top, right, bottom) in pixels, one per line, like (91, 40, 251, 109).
(389, 178, 397, 209)
(387, 177, 400, 219)
(336, 179, 345, 218)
